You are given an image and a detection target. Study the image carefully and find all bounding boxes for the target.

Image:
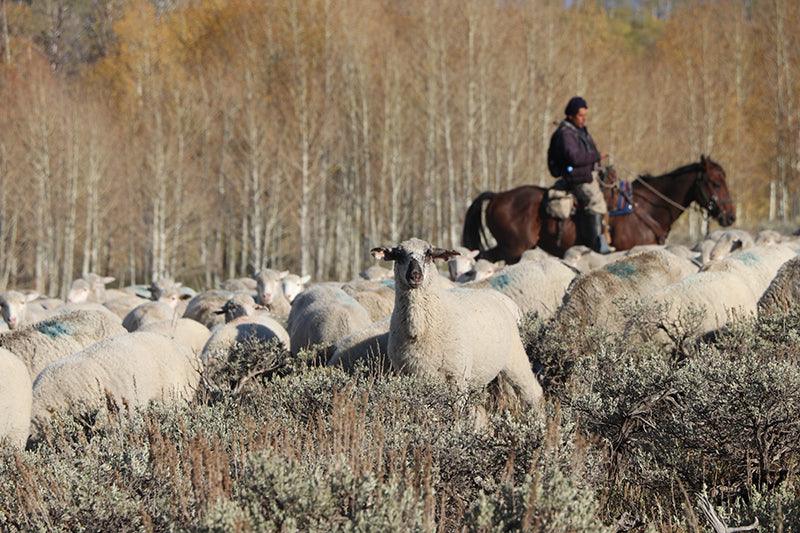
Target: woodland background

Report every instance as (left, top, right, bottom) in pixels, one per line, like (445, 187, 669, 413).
(0, 0, 797, 295)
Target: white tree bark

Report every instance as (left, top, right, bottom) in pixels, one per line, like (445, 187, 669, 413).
(290, 2, 312, 276)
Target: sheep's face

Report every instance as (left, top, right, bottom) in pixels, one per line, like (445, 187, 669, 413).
(216, 295, 257, 323)
(149, 278, 182, 308)
(371, 239, 459, 291)
(67, 280, 91, 304)
(85, 273, 115, 302)
(282, 274, 310, 303)
(459, 259, 501, 283)
(0, 291, 34, 329)
(254, 270, 288, 306)
(161, 291, 181, 309)
(447, 250, 479, 281)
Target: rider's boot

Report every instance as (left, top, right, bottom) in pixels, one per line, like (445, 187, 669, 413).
(589, 213, 613, 254)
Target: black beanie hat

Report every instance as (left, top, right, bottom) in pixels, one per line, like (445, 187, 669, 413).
(565, 96, 588, 117)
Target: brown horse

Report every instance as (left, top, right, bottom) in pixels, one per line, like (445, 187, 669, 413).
(462, 156, 736, 262)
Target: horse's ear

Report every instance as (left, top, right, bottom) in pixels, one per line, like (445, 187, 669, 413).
(700, 154, 707, 165)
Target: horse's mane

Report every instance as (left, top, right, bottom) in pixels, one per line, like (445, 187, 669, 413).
(638, 161, 705, 182)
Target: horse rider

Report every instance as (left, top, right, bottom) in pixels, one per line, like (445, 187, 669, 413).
(547, 96, 612, 254)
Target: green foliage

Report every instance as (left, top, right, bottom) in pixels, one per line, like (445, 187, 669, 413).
(4, 310, 800, 530)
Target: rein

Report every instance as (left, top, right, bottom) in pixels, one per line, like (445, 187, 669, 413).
(610, 158, 720, 214)
(633, 176, 689, 212)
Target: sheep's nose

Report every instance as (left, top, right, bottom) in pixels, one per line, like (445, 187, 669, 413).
(406, 260, 423, 288)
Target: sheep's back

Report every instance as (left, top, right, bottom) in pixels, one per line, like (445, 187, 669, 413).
(0, 349, 32, 449)
(201, 315, 289, 363)
(183, 290, 233, 330)
(139, 318, 211, 355)
(288, 287, 371, 355)
(758, 256, 800, 315)
(0, 310, 126, 377)
(32, 332, 199, 430)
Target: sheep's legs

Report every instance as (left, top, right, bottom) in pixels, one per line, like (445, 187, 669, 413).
(501, 354, 543, 408)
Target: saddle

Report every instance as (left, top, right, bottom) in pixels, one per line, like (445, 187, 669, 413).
(545, 178, 635, 220)
(545, 179, 575, 219)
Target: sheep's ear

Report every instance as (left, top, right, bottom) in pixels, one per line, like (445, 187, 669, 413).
(299, 275, 311, 284)
(279, 270, 289, 279)
(468, 249, 480, 259)
(429, 248, 461, 262)
(25, 292, 40, 303)
(371, 247, 401, 262)
(213, 308, 225, 315)
(102, 276, 115, 285)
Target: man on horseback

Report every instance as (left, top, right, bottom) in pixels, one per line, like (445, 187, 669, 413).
(547, 96, 612, 254)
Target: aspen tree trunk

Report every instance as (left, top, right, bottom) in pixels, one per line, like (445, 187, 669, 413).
(61, 114, 79, 299)
(525, 11, 537, 183)
(773, 0, 791, 223)
(0, 143, 11, 289)
(389, 64, 402, 242)
(82, 131, 100, 276)
(506, 78, 521, 189)
(170, 90, 187, 277)
(465, 1, 477, 198)
(151, 105, 168, 281)
(315, 0, 333, 278)
(1, 215, 16, 290)
(240, 212, 249, 274)
(199, 81, 214, 288)
(290, 2, 312, 276)
(539, 6, 555, 187)
(479, 25, 490, 191)
(31, 90, 52, 295)
(379, 61, 391, 242)
(423, 1, 438, 237)
(128, 238, 136, 286)
(344, 61, 362, 271)
(200, 222, 211, 290)
(437, 14, 458, 247)
(360, 71, 375, 249)
(1, 0, 10, 64)
(699, 25, 714, 155)
(244, 65, 263, 269)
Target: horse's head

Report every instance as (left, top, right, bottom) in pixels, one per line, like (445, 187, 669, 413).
(695, 155, 735, 227)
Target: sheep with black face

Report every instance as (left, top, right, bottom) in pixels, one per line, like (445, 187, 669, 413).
(373, 238, 542, 407)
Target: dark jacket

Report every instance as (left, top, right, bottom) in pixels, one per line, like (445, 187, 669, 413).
(547, 120, 600, 185)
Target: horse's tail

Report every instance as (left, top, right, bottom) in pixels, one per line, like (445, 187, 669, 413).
(462, 192, 495, 251)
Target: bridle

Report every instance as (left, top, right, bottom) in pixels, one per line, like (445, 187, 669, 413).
(692, 167, 733, 217)
(633, 167, 729, 219)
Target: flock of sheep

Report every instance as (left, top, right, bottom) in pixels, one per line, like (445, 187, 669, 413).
(1, 227, 800, 450)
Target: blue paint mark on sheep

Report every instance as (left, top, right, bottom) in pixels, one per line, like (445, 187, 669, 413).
(736, 252, 759, 266)
(36, 321, 74, 339)
(606, 262, 637, 279)
(490, 273, 511, 290)
(381, 280, 395, 289)
(335, 291, 358, 305)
